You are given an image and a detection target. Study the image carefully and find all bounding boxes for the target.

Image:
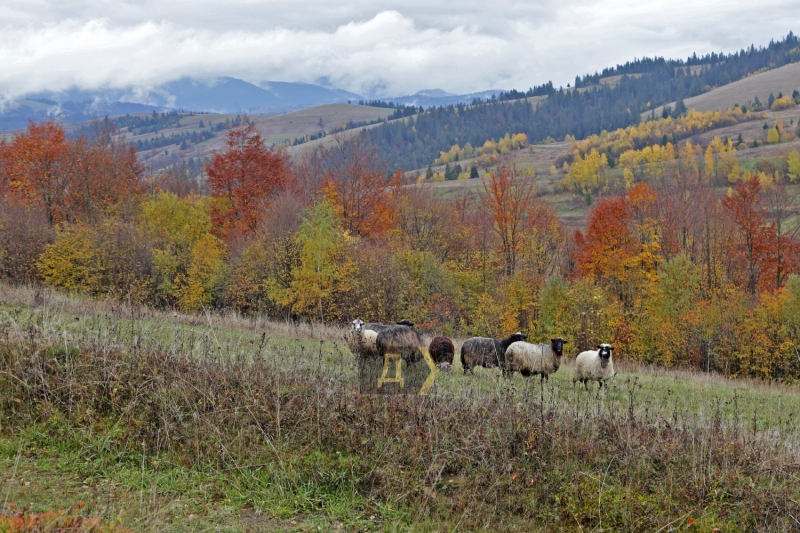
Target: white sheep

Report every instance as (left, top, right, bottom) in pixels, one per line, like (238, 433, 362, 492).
(573, 343, 616, 390)
(347, 319, 387, 358)
(504, 337, 567, 383)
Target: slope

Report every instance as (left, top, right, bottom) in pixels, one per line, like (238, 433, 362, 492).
(646, 61, 800, 118)
(124, 103, 394, 167)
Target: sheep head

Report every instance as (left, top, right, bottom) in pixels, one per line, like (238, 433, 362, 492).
(550, 337, 567, 356)
(509, 332, 527, 343)
(596, 343, 613, 368)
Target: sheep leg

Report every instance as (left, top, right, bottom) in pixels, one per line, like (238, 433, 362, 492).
(583, 380, 589, 391)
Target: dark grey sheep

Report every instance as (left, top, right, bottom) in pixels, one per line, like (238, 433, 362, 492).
(376, 324, 424, 364)
(460, 332, 527, 374)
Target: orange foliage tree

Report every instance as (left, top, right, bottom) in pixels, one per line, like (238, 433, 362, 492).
(205, 121, 290, 239)
(0, 120, 72, 225)
(0, 119, 142, 225)
(480, 164, 536, 276)
(572, 196, 636, 285)
(313, 134, 395, 238)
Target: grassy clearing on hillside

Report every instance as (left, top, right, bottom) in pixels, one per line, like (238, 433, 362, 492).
(3, 286, 800, 531)
(648, 61, 800, 117)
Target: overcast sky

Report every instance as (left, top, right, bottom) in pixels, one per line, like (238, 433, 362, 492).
(0, 0, 798, 99)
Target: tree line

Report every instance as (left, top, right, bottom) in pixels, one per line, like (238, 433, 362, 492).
(1, 119, 799, 380)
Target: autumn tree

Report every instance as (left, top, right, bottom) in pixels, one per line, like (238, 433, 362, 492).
(763, 183, 800, 290)
(310, 133, 394, 238)
(67, 119, 142, 224)
(480, 164, 536, 276)
(267, 200, 353, 320)
(572, 195, 636, 289)
(205, 121, 290, 239)
(141, 193, 225, 311)
(0, 119, 142, 226)
(571, 184, 664, 304)
(722, 177, 775, 295)
(0, 120, 73, 225)
(390, 185, 454, 262)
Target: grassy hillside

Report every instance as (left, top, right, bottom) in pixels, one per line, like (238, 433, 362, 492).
(65, 104, 394, 171)
(3, 284, 800, 531)
(647, 61, 800, 117)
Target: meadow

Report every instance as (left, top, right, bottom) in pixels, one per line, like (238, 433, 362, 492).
(3, 284, 800, 532)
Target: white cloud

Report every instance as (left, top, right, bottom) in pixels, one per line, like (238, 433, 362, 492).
(0, 1, 797, 98)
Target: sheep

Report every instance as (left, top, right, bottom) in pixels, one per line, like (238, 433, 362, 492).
(347, 319, 388, 358)
(376, 324, 425, 364)
(573, 343, 616, 390)
(460, 332, 528, 374)
(428, 336, 455, 371)
(504, 337, 567, 383)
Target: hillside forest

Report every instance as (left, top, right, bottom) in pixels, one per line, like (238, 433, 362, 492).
(365, 32, 800, 170)
(2, 98, 800, 382)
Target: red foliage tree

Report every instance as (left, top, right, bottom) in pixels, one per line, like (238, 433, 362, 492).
(722, 176, 799, 295)
(205, 121, 290, 239)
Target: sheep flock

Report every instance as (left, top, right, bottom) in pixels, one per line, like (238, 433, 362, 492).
(347, 318, 617, 389)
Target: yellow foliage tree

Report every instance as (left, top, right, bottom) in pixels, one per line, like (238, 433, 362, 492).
(564, 149, 609, 193)
(767, 127, 780, 144)
(38, 224, 100, 293)
(141, 192, 226, 312)
(786, 150, 800, 181)
(268, 200, 354, 320)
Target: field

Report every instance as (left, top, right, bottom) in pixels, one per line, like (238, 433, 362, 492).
(647, 61, 800, 117)
(3, 284, 800, 532)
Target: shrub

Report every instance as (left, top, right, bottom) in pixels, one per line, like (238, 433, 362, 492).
(771, 95, 797, 111)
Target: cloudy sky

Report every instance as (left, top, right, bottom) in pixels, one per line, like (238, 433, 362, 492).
(0, 0, 798, 99)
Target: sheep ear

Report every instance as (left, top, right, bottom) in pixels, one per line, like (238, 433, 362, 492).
(596, 345, 601, 349)
(563, 340, 568, 344)
(609, 346, 614, 351)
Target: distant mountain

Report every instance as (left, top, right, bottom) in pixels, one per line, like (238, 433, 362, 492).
(0, 98, 162, 131)
(259, 81, 362, 109)
(0, 78, 367, 131)
(386, 89, 505, 108)
(0, 77, 506, 132)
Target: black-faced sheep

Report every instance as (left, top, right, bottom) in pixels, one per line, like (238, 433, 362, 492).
(504, 337, 567, 383)
(376, 324, 425, 364)
(573, 343, 616, 390)
(460, 332, 528, 374)
(347, 319, 388, 358)
(429, 336, 455, 371)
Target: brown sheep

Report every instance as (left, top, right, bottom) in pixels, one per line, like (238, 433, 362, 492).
(429, 336, 455, 371)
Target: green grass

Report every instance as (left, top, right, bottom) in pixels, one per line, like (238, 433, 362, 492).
(3, 286, 800, 531)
